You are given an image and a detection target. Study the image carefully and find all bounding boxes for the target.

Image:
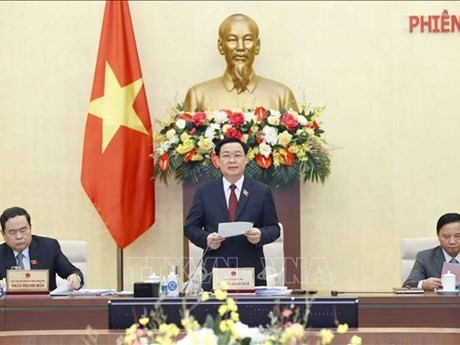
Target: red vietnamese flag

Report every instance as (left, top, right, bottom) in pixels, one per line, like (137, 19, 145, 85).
(81, 0, 155, 249)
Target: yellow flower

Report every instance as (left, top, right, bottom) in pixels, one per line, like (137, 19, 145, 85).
(279, 323, 304, 344)
(278, 131, 293, 147)
(165, 128, 177, 141)
(176, 139, 195, 155)
(201, 291, 210, 302)
(319, 328, 334, 345)
(348, 335, 362, 345)
(226, 298, 237, 312)
(230, 311, 240, 322)
(198, 137, 213, 151)
(337, 323, 348, 334)
(191, 153, 204, 161)
(267, 115, 280, 125)
(181, 315, 200, 332)
(215, 288, 227, 301)
(138, 317, 149, 326)
(218, 303, 228, 316)
(219, 281, 230, 290)
(180, 132, 190, 141)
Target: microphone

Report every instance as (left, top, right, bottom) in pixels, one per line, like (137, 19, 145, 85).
(179, 244, 211, 297)
(331, 289, 392, 296)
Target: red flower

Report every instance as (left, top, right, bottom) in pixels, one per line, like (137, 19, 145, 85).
(226, 127, 243, 139)
(255, 154, 272, 169)
(229, 112, 245, 127)
(192, 112, 207, 126)
(159, 153, 170, 171)
(281, 113, 299, 131)
(184, 148, 196, 163)
(279, 148, 295, 166)
(189, 127, 197, 135)
(254, 106, 267, 122)
(178, 112, 193, 121)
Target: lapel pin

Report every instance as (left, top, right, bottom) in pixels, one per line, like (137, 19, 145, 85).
(243, 189, 249, 196)
(31, 260, 38, 265)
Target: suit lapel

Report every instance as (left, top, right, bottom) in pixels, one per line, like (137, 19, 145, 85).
(236, 178, 252, 220)
(28, 237, 42, 270)
(434, 247, 445, 277)
(214, 179, 230, 221)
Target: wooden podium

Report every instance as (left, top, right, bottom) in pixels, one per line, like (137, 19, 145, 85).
(183, 179, 301, 289)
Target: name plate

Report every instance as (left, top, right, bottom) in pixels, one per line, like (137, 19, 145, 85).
(212, 267, 254, 291)
(7, 269, 49, 293)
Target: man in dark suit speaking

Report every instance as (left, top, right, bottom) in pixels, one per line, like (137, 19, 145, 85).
(184, 137, 280, 291)
(0, 206, 84, 291)
(403, 213, 460, 290)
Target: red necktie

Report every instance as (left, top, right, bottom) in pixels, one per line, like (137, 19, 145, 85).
(228, 184, 238, 221)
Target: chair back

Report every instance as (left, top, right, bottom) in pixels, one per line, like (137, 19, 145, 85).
(56, 240, 88, 287)
(400, 237, 438, 283)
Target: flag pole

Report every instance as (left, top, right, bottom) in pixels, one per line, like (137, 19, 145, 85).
(117, 248, 124, 291)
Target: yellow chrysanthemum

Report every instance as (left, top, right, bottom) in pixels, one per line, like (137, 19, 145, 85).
(226, 298, 238, 312)
(337, 323, 349, 334)
(230, 311, 240, 322)
(319, 328, 335, 345)
(181, 316, 200, 332)
(201, 291, 210, 302)
(218, 303, 228, 316)
(138, 317, 149, 326)
(348, 335, 362, 345)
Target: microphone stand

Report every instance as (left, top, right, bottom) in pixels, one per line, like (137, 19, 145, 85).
(179, 244, 210, 297)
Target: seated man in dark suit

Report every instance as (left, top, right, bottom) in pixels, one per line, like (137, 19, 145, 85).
(403, 213, 460, 290)
(184, 137, 280, 291)
(0, 206, 84, 291)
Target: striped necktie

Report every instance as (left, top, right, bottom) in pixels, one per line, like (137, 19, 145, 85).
(16, 252, 25, 269)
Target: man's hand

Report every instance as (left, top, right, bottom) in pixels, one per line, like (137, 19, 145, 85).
(422, 277, 442, 291)
(67, 273, 81, 290)
(245, 228, 261, 244)
(207, 232, 225, 250)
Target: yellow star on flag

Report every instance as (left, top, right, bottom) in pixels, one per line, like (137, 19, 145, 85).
(89, 61, 148, 152)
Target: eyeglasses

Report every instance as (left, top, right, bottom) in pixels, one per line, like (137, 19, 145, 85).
(220, 153, 245, 161)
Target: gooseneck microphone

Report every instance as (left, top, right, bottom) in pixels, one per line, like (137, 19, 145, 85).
(179, 244, 211, 297)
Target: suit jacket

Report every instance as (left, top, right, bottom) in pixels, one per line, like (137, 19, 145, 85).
(184, 176, 280, 291)
(0, 235, 84, 291)
(403, 246, 445, 287)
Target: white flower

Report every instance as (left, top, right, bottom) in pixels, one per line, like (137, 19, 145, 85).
(298, 115, 308, 126)
(176, 118, 186, 129)
(262, 126, 278, 146)
(243, 111, 256, 122)
(270, 110, 281, 118)
(267, 115, 280, 126)
(259, 142, 272, 157)
(204, 123, 221, 140)
(212, 111, 229, 124)
(176, 327, 218, 345)
(157, 142, 171, 155)
(166, 128, 177, 141)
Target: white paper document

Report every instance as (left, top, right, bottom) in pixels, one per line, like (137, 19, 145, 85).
(218, 222, 253, 238)
(50, 283, 116, 296)
(254, 286, 292, 296)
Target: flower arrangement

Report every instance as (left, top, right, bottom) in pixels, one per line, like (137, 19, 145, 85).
(153, 103, 331, 188)
(121, 282, 362, 345)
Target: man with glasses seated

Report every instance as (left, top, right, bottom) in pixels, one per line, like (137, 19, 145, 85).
(184, 137, 280, 291)
(0, 206, 84, 291)
(403, 213, 460, 290)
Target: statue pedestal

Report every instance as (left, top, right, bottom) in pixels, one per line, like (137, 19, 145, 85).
(183, 180, 301, 289)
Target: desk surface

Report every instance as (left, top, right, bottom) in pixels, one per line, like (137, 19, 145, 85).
(0, 291, 460, 331)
